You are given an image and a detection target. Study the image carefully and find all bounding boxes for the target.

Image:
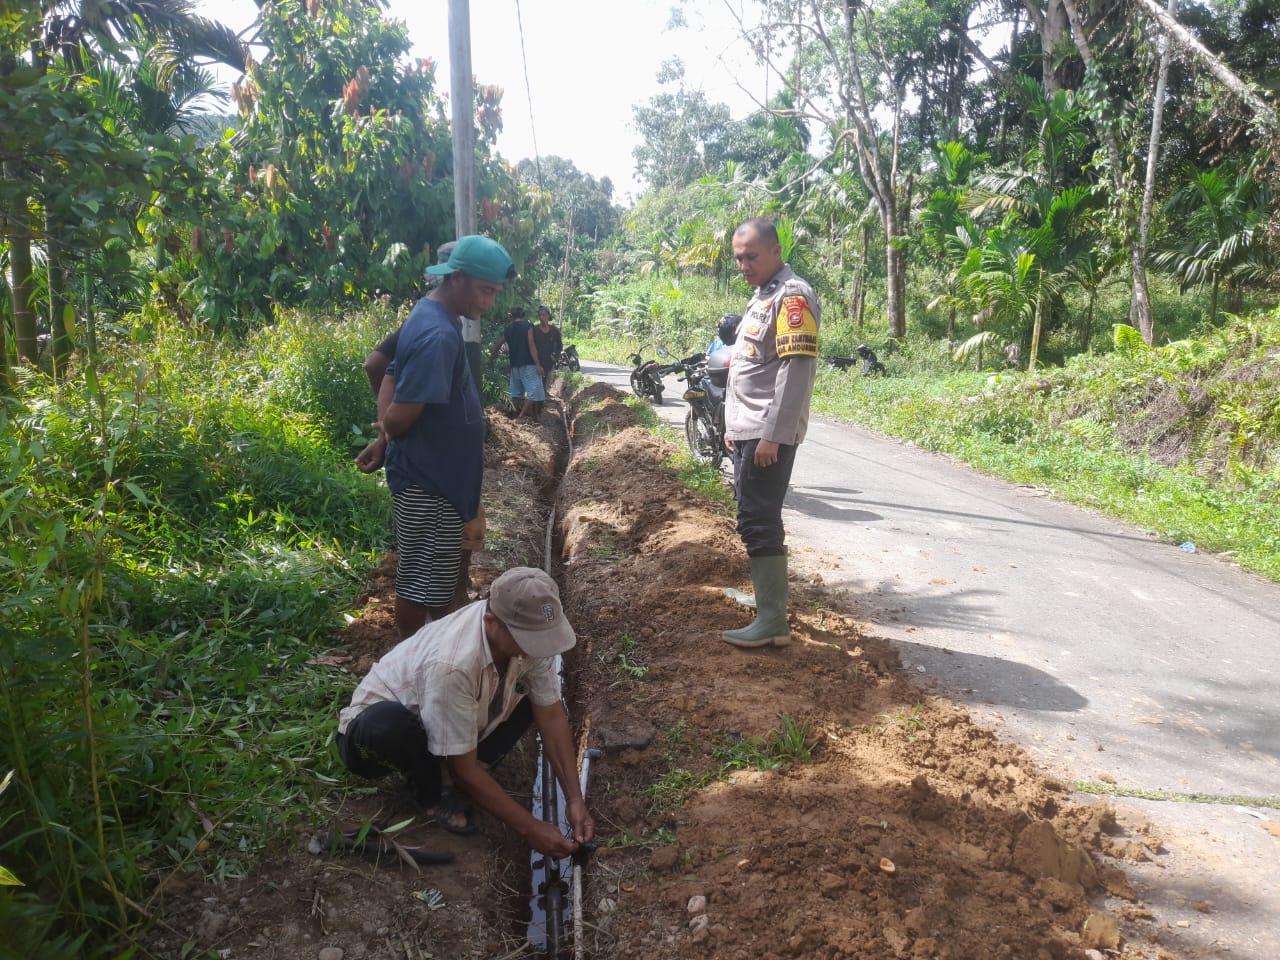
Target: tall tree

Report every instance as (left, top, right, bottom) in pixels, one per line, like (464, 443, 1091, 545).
(515, 155, 620, 312)
(631, 58, 733, 190)
(187, 0, 457, 324)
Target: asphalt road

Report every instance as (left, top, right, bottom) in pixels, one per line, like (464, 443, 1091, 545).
(579, 360, 1280, 960)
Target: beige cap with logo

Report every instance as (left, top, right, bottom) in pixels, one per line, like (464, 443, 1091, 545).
(489, 567, 576, 658)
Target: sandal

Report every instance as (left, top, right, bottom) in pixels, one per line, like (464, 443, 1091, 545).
(426, 785, 477, 836)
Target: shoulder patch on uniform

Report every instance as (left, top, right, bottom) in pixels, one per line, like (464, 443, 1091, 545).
(776, 295, 818, 357)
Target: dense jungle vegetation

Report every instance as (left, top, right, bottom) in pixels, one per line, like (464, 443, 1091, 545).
(1, 0, 1277, 956)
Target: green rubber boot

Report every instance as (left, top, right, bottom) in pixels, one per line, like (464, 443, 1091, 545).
(722, 555, 791, 649)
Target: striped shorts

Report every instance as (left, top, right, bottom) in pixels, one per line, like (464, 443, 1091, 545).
(392, 487, 465, 607)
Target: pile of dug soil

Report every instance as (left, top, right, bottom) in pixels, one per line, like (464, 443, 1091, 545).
(556, 380, 1177, 960)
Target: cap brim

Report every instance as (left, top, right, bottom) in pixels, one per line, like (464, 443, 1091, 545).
(425, 263, 453, 276)
(511, 620, 576, 659)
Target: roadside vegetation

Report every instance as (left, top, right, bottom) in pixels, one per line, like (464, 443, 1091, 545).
(810, 308, 1280, 581)
(0, 312, 394, 957)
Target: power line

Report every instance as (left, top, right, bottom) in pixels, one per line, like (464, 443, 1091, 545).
(514, 0, 542, 186)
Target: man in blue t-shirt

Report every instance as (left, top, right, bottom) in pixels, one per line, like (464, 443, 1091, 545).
(359, 235, 514, 639)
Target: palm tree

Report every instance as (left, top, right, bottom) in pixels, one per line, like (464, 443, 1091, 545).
(960, 185, 1100, 370)
(919, 141, 987, 349)
(1153, 159, 1275, 323)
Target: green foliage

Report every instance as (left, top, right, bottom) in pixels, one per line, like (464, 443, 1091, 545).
(1152, 157, 1276, 322)
(1112, 323, 1148, 355)
(631, 58, 734, 190)
(640, 712, 817, 817)
(0, 314, 388, 958)
(172, 0, 454, 325)
(252, 303, 406, 453)
(581, 273, 733, 355)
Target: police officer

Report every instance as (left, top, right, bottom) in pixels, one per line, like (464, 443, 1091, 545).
(721, 218, 820, 649)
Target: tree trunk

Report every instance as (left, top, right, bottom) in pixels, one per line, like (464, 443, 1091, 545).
(47, 212, 72, 376)
(4, 176, 38, 365)
(888, 173, 912, 341)
(1082, 291, 1095, 351)
(1028, 295, 1043, 371)
(1021, 0, 1072, 96)
(1134, 0, 1177, 345)
(884, 211, 907, 341)
(855, 222, 870, 332)
(1060, 0, 1156, 351)
(558, 205, 574, 323)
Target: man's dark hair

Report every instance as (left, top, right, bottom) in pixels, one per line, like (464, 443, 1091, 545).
(735, 217, 779, 247)
(510, 305, 526, 319)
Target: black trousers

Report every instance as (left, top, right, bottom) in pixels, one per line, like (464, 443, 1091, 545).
(336, 698, 534, 806)
(731, 438, 798, 558)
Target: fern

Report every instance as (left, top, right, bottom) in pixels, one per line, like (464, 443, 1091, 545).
(1112, 323, 1148, 355)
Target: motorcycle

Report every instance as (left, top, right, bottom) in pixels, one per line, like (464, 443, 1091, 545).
(673, 350, 729, 468)
(629, 346, 668, 404)
(856, 343, 887, 376)
(551, 344, 581, 372)
(825, 343, 888, 376)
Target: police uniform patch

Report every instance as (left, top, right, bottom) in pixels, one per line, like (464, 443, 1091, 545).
(776, 295, 818, 358)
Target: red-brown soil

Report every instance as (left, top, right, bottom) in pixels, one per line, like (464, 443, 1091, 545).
(147, 379, 1185, 960)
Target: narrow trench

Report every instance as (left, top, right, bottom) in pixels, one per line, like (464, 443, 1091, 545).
(500, 392, 589, 960)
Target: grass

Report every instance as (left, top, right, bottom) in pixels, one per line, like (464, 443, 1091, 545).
(604, 826, 677, 851)
(609, 633, 651, 688)
(1075, 781, 1280, 810)
(867, 704, 930, 740)
(611, 646, 649, 687)
(666, 447, 735, 509)
(714, 714, 816, 770)
(645, 769, 706, 814)
(644, 715, 817, 816)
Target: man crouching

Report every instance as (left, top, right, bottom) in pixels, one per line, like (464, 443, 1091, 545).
(336, 567, 594, 858)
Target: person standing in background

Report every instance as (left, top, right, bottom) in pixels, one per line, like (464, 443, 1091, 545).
(531, 305, 563, 389)
(490, 305, 545, 420)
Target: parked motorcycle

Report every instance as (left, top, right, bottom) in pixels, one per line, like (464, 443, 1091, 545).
(629, 346, 668, 404)
(673, 350, 730, 468)
(825, 344, 888, 376)
(856, 343, 887, 376)
(552, 344, 581, 372)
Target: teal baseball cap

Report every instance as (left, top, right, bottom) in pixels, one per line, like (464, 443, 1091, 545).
(426, 234, 515, 283)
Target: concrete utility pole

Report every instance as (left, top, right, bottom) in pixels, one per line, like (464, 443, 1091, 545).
(448, 0, 476, 237)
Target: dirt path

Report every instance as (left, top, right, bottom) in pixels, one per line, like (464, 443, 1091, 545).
(151, 379, 1198, 960)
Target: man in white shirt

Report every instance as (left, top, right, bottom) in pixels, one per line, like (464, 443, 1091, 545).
(337, 567, 593, 858)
